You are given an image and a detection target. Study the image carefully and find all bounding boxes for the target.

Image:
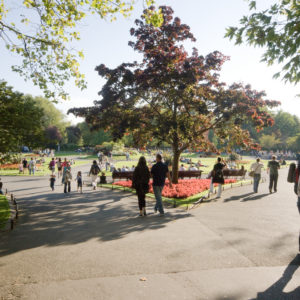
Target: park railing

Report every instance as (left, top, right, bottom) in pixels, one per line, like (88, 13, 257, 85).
(0, 189, 19, 231)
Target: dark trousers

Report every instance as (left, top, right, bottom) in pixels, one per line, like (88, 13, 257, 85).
(137, 191, 146, 210)
(269, 174, 278, 191)
(50, 183, 54, 191)
(298, 197, 300, 251)
(64, 182, 71, 193)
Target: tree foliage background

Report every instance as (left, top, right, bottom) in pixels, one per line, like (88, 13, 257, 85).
(69, 6, 280, 182)
(226, 0, 300, 85)
(0, 0, 162, 100)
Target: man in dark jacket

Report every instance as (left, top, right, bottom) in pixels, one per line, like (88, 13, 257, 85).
(151, 154, 172, 216)
(267, 155, 280, 193)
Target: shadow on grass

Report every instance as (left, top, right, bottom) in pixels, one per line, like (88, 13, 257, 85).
(0, 188, 190, 257)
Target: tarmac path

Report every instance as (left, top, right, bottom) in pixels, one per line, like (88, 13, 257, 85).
(0, 165, 299, 300)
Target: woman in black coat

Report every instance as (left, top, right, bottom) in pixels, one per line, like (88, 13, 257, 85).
(212, 157, 226, 198)
(132, 156, 150, 216)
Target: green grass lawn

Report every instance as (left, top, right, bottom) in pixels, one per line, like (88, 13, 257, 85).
(0, 157, 90, 176)
(0, 195, 10, 228)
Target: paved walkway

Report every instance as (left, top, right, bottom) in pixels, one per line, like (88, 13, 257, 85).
(0, 167, 299, 300)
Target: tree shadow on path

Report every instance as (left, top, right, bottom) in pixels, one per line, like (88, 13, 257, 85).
(250, 254, 300, 300)
(0, 189, 189, 257)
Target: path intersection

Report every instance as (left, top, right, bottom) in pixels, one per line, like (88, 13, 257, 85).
(0, 166, 299, 300)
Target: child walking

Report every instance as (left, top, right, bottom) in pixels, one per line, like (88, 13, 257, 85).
(50, 175, 56, 191)
(76, 171, 83, 193)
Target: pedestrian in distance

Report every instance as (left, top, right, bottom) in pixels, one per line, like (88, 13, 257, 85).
(63, 169, 72, 193)
(250, 158, 264, 193)
(89, 160, 100, 190)
(290, 156, 300, 252)
(50, 175, 56, 191)
(57, 158, 62, 178)
(76, 171, 83, 193)
(267, 155, 280, 193)
(0, 178, 3, 194)
(210, 157, 227, 198)
(19, 161, 23, 174)
(28, 157, 36, 175)
(132, 156, 150, 216)
(49, 158, 56, 175)
(22, 158, 28, 174)
(151, 154, 173, 216)
(62, 161, 71, 185)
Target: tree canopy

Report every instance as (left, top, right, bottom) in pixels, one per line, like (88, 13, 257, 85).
(0, 0, 162, 100)
(0, 81, 45, 153)
(69, 6, 280, 183)
(226, 0, 300, 84)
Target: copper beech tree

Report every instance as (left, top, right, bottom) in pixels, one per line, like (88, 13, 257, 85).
(69, 6, 280, 183)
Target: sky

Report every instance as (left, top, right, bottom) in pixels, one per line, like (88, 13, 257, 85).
(1, 0, 300, 124)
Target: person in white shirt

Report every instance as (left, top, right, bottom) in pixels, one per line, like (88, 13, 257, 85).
(179, 164, 186, 171)
(250, 158, 264, 193)
(189, 165, 198, 171)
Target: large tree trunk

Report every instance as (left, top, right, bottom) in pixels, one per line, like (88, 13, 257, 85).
(171, 150, 181, 184)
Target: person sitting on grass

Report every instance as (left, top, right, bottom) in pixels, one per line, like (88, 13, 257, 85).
(100, 172, 107, 184)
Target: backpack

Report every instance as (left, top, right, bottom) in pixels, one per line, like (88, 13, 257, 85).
(91, 165, 100, 175)
(214, 168, 223, 180)
(287, 163, 296, 183)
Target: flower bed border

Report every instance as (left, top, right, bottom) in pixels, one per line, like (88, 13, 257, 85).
(98, 179, 254, 209)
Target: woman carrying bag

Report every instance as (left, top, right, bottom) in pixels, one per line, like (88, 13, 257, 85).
(132, 156, 150, 217)
(250, 158, 264, 193)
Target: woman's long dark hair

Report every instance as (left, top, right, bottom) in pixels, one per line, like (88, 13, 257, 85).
(137, 156, 147, 169)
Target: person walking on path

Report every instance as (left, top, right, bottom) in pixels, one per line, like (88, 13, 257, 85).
(151, 154, 172, 216)
(57, 158, 62, 178)
(132, 156, 150, 217)
(63, 169, 72, 193)
(293, 158, 300, 252)
(251, 158, 264, 193)
(0, 178, 3, 194)
(49, 158, 56, 175)
(50, 175, 56, 191)
(210, 157, 227, 198)
(28, 157, 36, 175)
(76, 171, 83, 193)
(89, 160, 100, 190)
(22, 158, 28, 174)
(267, 155, 280, 193)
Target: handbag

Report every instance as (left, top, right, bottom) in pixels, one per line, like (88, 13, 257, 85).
(249, 170, 255, 177)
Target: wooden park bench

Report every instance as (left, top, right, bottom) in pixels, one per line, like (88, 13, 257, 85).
(171, 170, 202, 179)
(112, 170, 203, 182)
(112, 171, 133, 182)
(223, 168, 247, 179)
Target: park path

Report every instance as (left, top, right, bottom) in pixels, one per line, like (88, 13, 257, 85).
(0, 167, 299, 300)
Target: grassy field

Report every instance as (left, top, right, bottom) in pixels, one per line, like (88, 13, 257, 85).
(100, 156, 283, 176)
(0, 195, 10, 228)
(0, 157, 90, 176)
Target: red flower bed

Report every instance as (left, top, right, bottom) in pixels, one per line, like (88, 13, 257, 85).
(113, 179, 237, 199)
